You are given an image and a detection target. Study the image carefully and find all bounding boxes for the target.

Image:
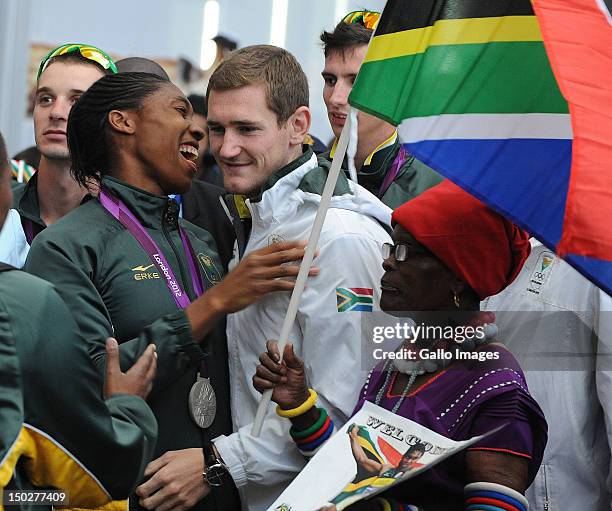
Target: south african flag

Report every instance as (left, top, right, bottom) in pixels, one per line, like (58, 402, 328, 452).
(336, 287, 374, 312)
(349, 0, 612, 296)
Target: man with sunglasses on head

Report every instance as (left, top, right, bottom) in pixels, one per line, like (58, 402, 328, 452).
(3, 44, 115, 267)
(319, 11, 443, 208)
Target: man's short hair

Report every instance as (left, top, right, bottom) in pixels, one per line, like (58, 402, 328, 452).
(116, 57, 170, 80)
(206, 44, 308, 126)
(188, 94, 206, 116)
(320, 19, 372, 57)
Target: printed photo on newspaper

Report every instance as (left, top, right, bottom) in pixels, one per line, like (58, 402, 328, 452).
(269, 400, 503, 511)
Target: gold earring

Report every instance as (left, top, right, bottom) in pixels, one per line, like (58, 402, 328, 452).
(453, 292, 460, 309)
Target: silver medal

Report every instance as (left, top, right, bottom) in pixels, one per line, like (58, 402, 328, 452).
(189, 376, 217, 429)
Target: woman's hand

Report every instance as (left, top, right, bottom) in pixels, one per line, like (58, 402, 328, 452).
(208, 240, 319, 314)
(253, 340, 309, 410)
(104, 337, 157, 399)
(186, 240, 319, 343)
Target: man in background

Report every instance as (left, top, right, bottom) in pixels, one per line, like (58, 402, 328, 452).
(3, 43, 115, 267)
(319, 11, 442, 208)
(187, 93, 224, 187)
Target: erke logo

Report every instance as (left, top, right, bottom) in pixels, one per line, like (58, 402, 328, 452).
(131, 263, 160, 281)
(132, 264, 154, 272)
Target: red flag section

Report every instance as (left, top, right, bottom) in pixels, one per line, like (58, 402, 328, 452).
(536, 0, 612, 259)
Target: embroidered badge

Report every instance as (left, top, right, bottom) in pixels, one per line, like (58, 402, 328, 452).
(336, 287, 374, 312)
(526, 251, 555, 295)
(197, 253, 222, 286)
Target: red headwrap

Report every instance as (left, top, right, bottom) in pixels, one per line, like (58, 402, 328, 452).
(391, 180, 530, 300)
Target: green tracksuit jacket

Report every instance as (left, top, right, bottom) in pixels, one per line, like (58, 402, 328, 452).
(24, 177, 233, 505)
(0, 265, 157, 509)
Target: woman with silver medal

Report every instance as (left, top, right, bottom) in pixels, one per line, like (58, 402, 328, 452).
(27, 72, 319, 511)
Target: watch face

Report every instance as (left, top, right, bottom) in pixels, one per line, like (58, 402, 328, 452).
(206, 463, 228, 487)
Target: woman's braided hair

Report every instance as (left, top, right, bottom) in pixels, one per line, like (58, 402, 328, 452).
(67, 72, 167, 188)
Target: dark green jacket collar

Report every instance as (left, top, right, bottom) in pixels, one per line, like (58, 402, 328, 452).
(101, 176, 178, 230)
(358, 138, 403, 194)
(249, 146, 314, 203)
(13, 173, 44, 227)
(323, 134, 407, 196)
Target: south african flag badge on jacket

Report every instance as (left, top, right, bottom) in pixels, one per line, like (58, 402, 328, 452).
(336, 287, 374, 312)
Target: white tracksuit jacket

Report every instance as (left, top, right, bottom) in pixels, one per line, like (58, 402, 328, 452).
(0, 209, 28, 267)
(484, 240, 612, 511)
(214, 151, 393, 510)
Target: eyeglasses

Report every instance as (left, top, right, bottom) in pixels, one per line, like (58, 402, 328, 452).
(37, 43, 118, 79)
(382, 242, 409, 262)
(342, 10, 381, 30)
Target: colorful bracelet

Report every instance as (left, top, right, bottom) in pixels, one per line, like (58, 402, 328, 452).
(295, 417, 334, 452)
(276, 388, 318, 418)
(297, 428, 335, 458)
(290, 407, 328, 439)
(464, 482, 528, 511)
(466, 494, 524, 511)
(468, 491, 525, 509)
(294, 415, 331, 445)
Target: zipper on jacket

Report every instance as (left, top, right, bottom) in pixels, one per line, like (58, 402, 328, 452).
(543, 463, 550, 511)
(221, 194, 249, 259)
(162, 199, 192, 299)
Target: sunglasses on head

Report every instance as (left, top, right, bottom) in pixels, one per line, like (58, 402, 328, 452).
(342, 10, 381, 30)
(37, 43, 118, 79)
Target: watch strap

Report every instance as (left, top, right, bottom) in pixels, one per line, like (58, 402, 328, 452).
(203, 442, 218, 468)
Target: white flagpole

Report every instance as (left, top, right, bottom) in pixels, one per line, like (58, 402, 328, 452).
(346, 108, 359, 182)
(250, 111, 354, 437)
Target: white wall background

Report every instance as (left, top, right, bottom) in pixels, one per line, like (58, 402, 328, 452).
(0, 0, 386, 155)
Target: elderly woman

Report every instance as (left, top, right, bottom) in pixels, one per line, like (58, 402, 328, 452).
(254, 181, 547, 510)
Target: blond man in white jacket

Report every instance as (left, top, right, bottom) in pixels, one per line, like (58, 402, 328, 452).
(137, 45, 393, 511)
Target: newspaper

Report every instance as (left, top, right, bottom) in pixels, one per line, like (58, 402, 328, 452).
(269, 400, 501, 511)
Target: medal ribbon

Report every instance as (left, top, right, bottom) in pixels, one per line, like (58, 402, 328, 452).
(22, 218, 44, 245)
(24, 219, 35, 244)
(378, 145, 407, 197)
(99, 188, 204, 309)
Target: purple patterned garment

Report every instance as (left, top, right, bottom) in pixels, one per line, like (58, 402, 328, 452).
(352, 344, 547, 510)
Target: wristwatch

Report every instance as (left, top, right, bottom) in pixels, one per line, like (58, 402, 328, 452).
(202, 442, 230, 487)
